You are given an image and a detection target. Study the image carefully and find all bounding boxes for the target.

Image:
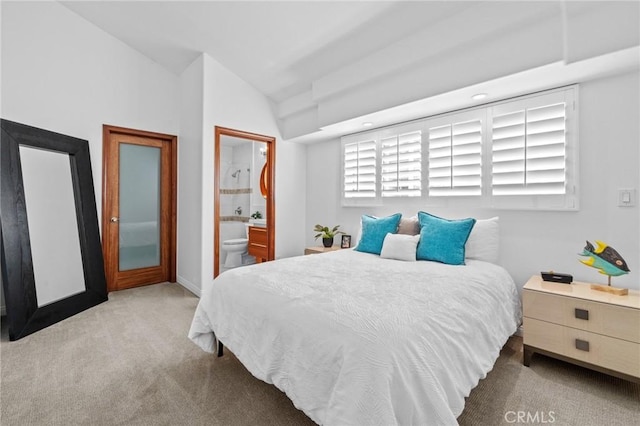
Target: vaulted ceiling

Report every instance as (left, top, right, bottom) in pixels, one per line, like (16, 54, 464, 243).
(61, 1, 639, 142)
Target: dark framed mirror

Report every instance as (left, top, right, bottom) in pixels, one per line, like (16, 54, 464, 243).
(1, 119, 107, 341)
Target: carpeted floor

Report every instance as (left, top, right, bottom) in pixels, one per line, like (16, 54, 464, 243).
(1, 282, 638, 425)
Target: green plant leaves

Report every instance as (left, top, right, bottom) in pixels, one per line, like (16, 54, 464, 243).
(313, 224, 345, 239)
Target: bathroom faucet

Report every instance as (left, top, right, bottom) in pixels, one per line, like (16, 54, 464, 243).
(235, 206, 242, 215)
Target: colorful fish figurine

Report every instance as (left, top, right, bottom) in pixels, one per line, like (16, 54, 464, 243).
(579, 240, 630, 277)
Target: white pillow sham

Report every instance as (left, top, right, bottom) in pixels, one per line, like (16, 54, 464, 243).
(465, 216, 499, 264)
(380, 233, 420, 262)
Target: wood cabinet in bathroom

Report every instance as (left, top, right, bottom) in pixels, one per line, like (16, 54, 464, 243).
(247, 226, 268, 263)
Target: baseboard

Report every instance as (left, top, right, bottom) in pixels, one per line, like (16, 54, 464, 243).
(177, 275, 201, 297)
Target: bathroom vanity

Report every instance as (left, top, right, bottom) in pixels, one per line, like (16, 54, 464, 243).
(247, 225, 268, 263)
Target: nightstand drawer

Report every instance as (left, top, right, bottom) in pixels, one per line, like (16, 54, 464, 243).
(524, 289, 640, 343)
(524, 318, 640, 378)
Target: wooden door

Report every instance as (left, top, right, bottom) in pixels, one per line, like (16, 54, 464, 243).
(102, 125, 176, 291)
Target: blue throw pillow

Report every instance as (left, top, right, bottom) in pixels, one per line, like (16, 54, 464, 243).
(355, 213, 402, 255)
(416, 211, 476, 265)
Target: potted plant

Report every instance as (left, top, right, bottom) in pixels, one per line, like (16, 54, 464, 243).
(314, 224, 345, 248)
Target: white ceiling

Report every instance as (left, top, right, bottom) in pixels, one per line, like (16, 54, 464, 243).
(60, 1, 640, 143)
(60, 1, 468, 102)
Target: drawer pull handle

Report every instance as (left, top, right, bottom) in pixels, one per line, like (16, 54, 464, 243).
(574, 308, 589, 320)
(575, 339, 590, 352)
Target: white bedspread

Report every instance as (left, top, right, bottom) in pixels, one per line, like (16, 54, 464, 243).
(189, 249, 521, 425)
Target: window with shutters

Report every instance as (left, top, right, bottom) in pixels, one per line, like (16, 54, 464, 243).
(343, 139, 376, 199)
(427, 111, 483, 197)
(340, 85, 578, 210)
(489, 88, 577, 209)
(381, 131, 422, 197)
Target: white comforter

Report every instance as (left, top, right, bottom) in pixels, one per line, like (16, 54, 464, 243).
(189, 249, 520, 425)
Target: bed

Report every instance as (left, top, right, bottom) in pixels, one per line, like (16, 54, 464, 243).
(189, 244, 520, 425)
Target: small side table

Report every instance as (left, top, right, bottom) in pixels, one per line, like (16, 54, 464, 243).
(522, 274, 639, 383)
(304, 246, 342, 255)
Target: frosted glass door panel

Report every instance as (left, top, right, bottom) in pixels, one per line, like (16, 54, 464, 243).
(19, 146, 86, 307)
(119, 143, 161, 271)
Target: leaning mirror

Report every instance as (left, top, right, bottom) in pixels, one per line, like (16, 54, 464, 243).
(1, 119, 107, 340)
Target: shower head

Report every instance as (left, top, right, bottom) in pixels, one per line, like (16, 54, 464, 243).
(231, 169, 241, 178)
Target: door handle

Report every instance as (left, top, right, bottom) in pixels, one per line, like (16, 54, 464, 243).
(110, 216, 119, 223)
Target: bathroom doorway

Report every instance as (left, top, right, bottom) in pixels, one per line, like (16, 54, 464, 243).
(214, 127, 275, 278)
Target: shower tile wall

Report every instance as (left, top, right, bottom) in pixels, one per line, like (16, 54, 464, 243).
(220, 143, 253, 271)
(220, 144, 251, 219)
(219, 141, 269, 273)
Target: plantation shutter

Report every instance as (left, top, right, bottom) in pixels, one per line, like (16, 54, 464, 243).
(341, 86, 577, 210)
(492, 96, 567, 195)
(344, 139, 376, 198)
(428, 117, 482, 196)
(381, 131, 422, 197)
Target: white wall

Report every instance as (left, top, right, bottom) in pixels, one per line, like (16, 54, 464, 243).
(1, 2, 307, 304)
(306, 70, 640, 290)
(200, 53, 307, 289)
(178, 51, 307, 295)
(0, 2, 179, 205)
(280, 2, 640, 140)
(7, 2, 633, 306)
(177, 56, 205, 294)
(1, 1, 180, 310)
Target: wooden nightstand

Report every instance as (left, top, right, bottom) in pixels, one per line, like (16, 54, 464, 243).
(304, 246, 342, 255)
(522, 275, 640, 383)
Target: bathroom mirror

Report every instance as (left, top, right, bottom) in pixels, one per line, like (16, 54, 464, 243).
(214, 127, 275, 278)
(0, 119, 107, 340)
(259, 163, 268, 199)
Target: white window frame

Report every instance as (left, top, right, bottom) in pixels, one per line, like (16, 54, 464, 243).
(425, 109, 485, 197)
(342, 135, 378, 205)
(380, 127, 422, 198)
(488, 87, 578, 210)
(341, 123, 424, 207)
(340, 85, 579, 211)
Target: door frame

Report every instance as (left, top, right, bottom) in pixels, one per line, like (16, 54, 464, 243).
(214, 126, 275, 278)
(102, 125, 177, 291)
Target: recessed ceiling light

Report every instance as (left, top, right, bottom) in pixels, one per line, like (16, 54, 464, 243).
(472, 93, 488, 101)
(362, 122, 373, 127)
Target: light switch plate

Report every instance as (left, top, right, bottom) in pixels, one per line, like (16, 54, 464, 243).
(618, 188, 636, 207)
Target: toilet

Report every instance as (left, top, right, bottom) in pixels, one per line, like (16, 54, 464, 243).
(222, 223, 255, 268)
(222, 238, 249, 268)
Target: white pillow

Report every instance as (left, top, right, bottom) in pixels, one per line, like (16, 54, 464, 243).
(380, 233, 420, 262)
(465, 217, 500, 263)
